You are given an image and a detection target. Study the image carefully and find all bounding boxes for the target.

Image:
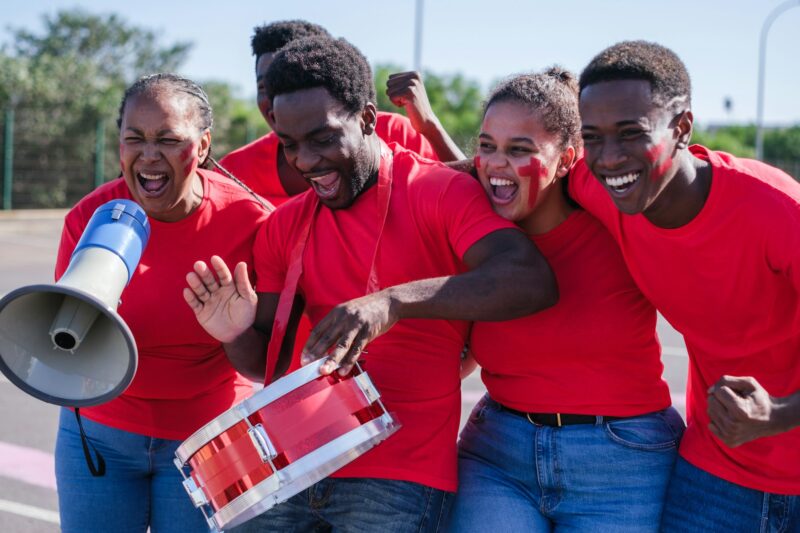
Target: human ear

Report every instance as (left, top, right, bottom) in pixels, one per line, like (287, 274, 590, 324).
(556, 146, 576, 178)
(361, 103, 378, 135)
(198, 129, 212, 161)
(674, 109, 693, 149)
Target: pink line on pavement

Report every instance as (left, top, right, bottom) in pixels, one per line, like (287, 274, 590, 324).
(0, 441, 56, 490)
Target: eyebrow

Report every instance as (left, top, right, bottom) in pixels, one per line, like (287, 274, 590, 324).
(478, 132, 535, 145)
(276, 123, 335, 141)
(582, 119, 646, 130)
(124, 127, 177, 137)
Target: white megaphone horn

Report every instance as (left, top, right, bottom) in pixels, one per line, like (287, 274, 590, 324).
(0, 199, 150, 407)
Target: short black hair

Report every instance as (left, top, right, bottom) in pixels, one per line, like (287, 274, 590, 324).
(486, 66, 582, 152)
(579, 40, 691, 112)
(250, 20, 330, 59)
(265, 36, 376, 115)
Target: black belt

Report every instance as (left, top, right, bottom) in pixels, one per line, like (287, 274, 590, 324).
(500, 404, 624, 427)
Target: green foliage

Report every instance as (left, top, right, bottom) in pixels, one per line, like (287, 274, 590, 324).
(3, 9, 799, 206)
(764, 126, 800, 161)
(9, 9, 191, 89)
(692, 123, 800, 179)
(692, 126, 756, 159)
(1, 9, 193, 207)
(203, 81, 269, 160)
(374, 64, 484, 155)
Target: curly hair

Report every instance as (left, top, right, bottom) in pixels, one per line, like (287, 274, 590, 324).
(116, 73, 215, 168)
(251, 20, 330, 59)
(265, 36, 376, 115)
(579, 40, 691, 112)
(485, 67, 582, 152)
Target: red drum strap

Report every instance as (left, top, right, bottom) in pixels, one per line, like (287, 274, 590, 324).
(264, 144, 394, 384)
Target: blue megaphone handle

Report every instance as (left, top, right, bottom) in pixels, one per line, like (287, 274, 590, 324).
(71, 200, 151, 284)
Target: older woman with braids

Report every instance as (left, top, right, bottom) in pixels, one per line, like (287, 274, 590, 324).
(446, 68, 685, 532)
(53, 73, 271, 533)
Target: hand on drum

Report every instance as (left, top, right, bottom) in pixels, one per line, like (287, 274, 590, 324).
(184, 255, 258, 343)
(301, 290, 399, 376)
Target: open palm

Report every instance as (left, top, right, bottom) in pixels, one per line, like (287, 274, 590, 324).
(183, 256, 257, 343)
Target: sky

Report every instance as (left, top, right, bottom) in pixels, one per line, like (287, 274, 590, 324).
(3, 0, 800, 127)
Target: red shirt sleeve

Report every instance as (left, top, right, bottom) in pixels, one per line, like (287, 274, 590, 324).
(376, 112, 439, 161)
(55, 209, 88, 281)
(410, 165, 517, 259)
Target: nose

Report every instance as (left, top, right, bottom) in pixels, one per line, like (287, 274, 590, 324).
(292, 143, 321, 174)
(594, 138, 627, 170)
(484, 150, 510, 172)
(140, 142, 162, 162)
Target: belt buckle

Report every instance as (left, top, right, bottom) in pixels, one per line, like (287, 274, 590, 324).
(525, 413, 563, 427)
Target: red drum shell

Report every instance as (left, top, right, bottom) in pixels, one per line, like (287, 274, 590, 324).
(185, 367, 387, 512)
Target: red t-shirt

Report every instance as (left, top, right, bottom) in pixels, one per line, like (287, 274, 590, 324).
(221, 111, 439, 372)
(55, 170, 270, 440)
(254, 143, 516, 492)
(471, 210, 670, 415)
(569, 146, 800, 494)
(219, 111, 438, 205)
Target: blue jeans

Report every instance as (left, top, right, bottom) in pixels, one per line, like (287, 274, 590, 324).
(445, 395, 685, 532)
(661, 456, 800, 532)
(230, 477, 451, 533)
(55, 408, 208, 533)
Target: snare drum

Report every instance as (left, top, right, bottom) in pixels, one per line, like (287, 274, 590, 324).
(174, 359, 399, 532)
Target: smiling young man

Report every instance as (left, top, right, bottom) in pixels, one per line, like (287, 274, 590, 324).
(567, 41, 800, 531)
(219, 20, 459, 206)
(184, 37, 557, 532)
(218, 21, 465, 375)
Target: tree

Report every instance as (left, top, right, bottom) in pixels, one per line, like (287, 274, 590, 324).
(202, 81, 268, 162)
(1, 9, 192, 207)
(374, 64, 483, 155)
(9, 10, 190, 90)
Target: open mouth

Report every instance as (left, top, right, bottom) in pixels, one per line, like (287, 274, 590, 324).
(307, 171, 341, 200)
(489, 176, 518, 205)
(137, 172, 169, 196)
(602, 172, 641, 197)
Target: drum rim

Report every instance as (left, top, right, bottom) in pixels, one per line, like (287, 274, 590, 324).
(175, 358, 330, 463)
(212, 413, 400, 530)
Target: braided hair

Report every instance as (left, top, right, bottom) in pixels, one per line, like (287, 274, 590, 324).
(117, 73, 215, 169)
(118, 73, 273, 211)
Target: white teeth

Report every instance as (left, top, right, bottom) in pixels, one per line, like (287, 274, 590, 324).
(604, 173, 639, 187)
(139, 173, 166, 180)
(489, 177, 515, 187)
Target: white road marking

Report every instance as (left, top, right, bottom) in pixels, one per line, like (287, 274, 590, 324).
(0, 441, 56, 490)
(0, 498, 59, 524)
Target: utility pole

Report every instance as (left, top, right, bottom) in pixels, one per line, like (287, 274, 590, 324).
(414, 0, 424, 72)
(756, 0, 800, 160)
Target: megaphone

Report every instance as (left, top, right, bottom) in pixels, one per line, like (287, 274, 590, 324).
(0, 200, 150, 407)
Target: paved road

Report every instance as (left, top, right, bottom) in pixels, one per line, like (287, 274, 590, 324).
(0, 210, 688, 531)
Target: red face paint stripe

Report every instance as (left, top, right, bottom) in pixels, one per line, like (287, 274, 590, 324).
(517, 157, 547, 209)
(181, 143, 198, 177)
(645, 142, 672, 182)
(179, 144, 194, 162)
